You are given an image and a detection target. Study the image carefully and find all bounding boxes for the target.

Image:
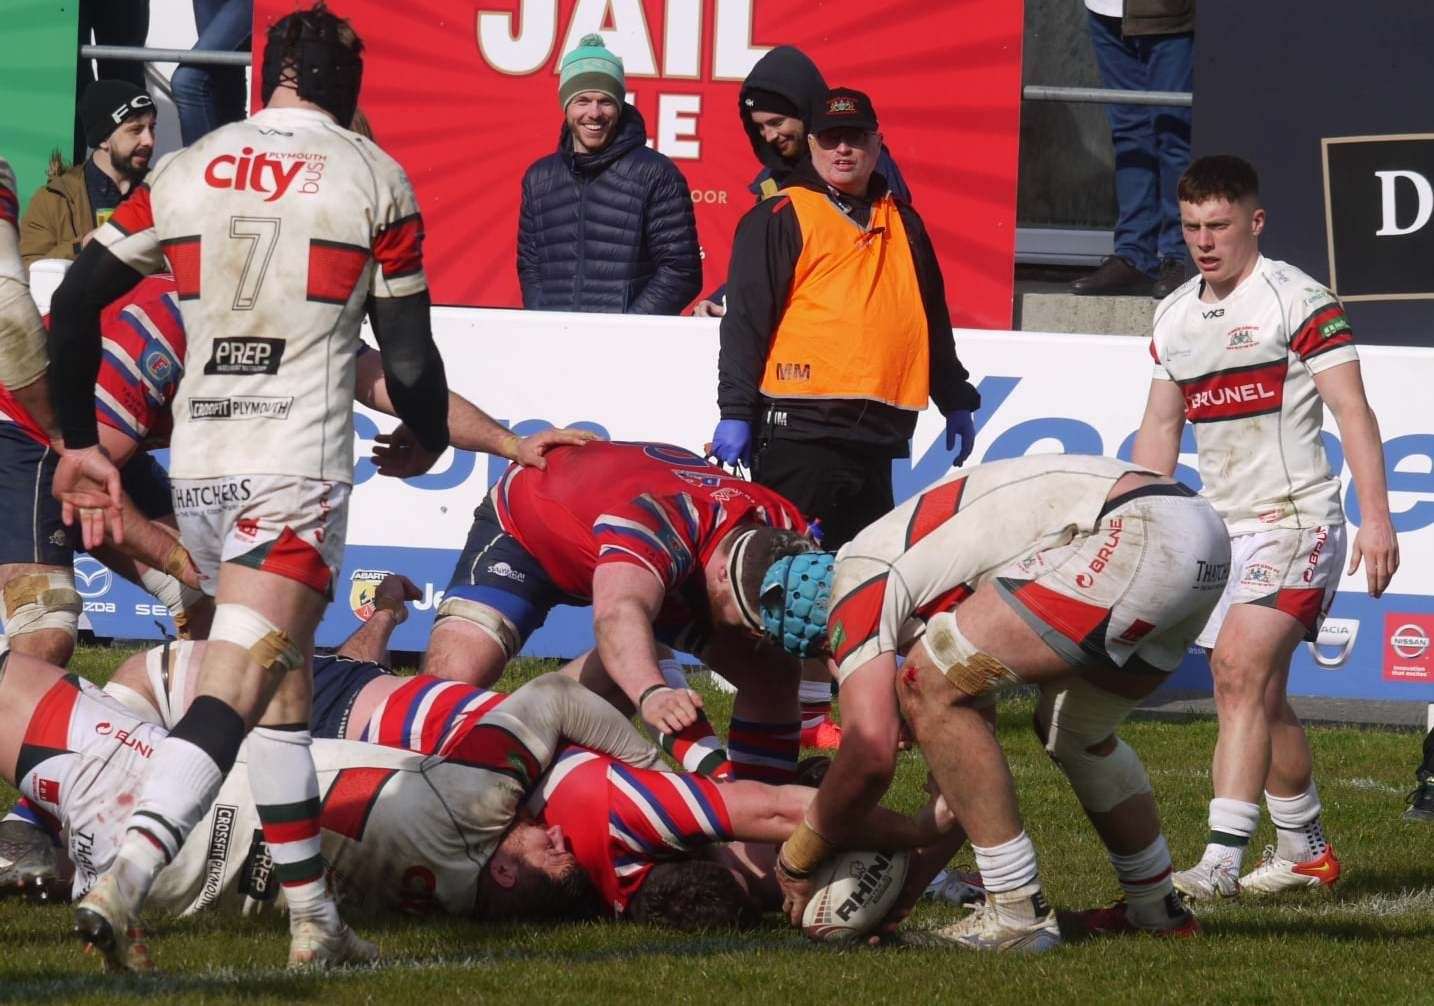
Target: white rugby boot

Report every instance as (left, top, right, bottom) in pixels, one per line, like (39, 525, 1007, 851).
(1239, 844, 1341, 895)
(928, 883, 1062, 953)
(1172, 853, 1242, 902)
(288, 918, 379, 969)
(72, 872, 155, 973)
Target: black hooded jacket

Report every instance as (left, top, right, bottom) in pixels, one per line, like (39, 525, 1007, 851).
(517, 104, 702, 315)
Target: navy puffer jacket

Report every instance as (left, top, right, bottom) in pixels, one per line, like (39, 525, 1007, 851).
(517, 105, 702, 315)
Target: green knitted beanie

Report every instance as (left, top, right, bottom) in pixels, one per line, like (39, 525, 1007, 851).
(559, 33, 625, 108)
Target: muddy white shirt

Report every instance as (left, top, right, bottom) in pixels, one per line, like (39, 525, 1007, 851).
(1150, 257, 1358, 534)
(826, 454, 1146, 683)
(94, 107, 427, 483)
(0, 156, 24, 284)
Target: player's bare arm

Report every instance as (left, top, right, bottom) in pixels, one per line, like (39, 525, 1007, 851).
(1313, 360, 1399, 597)
(86, 424, 200, 588)
(1130, 378, 1186, 475)
(336, 574, 421, 664)
(355, 349, 597, 475)
(590, 563, 703, 735)
(47, 243, 151, 544)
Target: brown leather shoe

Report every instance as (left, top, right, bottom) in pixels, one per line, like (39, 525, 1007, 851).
(1070, 255, 1154, 296)
(1151, 256, 1192, 299)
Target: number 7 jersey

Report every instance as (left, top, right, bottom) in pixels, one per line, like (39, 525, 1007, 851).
(94, 106, 426, 483)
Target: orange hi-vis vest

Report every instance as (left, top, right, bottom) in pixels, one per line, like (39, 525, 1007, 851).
(759, 185, 929, 411)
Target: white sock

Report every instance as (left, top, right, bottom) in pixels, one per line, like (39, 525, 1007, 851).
(1266, 785, 1328, 862)
(1202, 797, 1261, 871)
(1109, 835, 1176, 928)
(116, 735, 226, 903)
(973, 831, 1039, 894)
(247, 727, 336, 928)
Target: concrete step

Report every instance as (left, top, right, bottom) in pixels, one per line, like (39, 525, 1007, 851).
(1015, 290, 1155, 337)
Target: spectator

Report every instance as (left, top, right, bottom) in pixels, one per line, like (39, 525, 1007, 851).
(1405, 729, 1434, 821)
(693, 46, 910, 317)
(1070, 0, 1194, 298)
(21, 81, 155, 267)
(74, 0, 150, 160)
(172, 0, 254, 145)
(516, 34, 701, 315)
(712, 88, 980, 577)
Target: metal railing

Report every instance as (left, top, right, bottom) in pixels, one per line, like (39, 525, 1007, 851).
(82, 46, 1194, 107)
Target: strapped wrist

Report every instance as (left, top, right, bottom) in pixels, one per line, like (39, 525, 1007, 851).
(778, 819, 833, 878)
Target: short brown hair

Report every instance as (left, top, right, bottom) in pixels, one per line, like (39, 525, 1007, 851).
(626, 860, 758, 930)
(1178, 155, 1260, 206)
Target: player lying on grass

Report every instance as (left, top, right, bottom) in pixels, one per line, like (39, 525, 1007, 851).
(754, 454, 1231, 952)
(424, 440, 823, 787)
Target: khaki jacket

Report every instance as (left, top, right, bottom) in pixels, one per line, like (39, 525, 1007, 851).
(20, 158, 93, 267)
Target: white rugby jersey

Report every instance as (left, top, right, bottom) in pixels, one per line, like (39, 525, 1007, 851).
(1, 156, 25, 284)
(827, 454, 1146, 683)
(94, 107, 427, 482)
(1150, 256, 1358, 534)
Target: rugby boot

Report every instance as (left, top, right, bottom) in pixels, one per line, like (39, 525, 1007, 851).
(288, 918, 379, 969)
(73, 872, 154, 973)
(1077, 893, 1200, 938)
(929, 884, 1062, 953)
(1404, 778, 1434, 822)
(800, 716, 842, 750)
(1172, 854, 1241, 901)
(1239, 844, 1341, 895)
(0, 818, 66, 902)
(923, 867, 987, 908)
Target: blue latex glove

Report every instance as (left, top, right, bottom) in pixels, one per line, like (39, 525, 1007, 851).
(710, 419, 752, 467)
(944, 410, 975, 467)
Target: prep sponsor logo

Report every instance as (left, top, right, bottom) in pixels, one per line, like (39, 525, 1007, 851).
(238, 831, 277, 902)
(349, 568, 390, 621)
(188, 396, 294, 420)
(203, 337, 284, 376)
(196, 805, 238, 910)
(1383, 614, 1434, 682)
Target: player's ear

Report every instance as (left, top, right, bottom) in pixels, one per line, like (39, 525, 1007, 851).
(487, 851, 520, 890)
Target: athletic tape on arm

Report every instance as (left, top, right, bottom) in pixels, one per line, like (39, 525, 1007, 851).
(0, 277, 48, 391)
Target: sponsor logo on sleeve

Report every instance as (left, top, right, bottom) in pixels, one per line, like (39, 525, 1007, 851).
(1383, 614, 1434, 682)
(203, 337, 285, 376)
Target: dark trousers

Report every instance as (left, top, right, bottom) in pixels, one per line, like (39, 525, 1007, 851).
(75, 0, 151, 161)
(752, 435, 894, 550)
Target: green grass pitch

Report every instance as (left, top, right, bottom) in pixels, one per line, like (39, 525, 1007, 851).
(3, 645, 1434, 1003)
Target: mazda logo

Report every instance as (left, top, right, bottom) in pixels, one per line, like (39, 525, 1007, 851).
(72, 557, 113, 600)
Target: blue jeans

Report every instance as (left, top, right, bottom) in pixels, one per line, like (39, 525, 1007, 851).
(172, 0, 253, 146)
(1087, 12, 1193, 276)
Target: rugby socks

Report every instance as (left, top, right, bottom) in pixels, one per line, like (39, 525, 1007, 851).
(1200, 797, 1261, 871)
(114, 695, 246, 904)
(973, 832, 1048, 925)
(1109, 835, 1178, 928)
(1266, 785, 1329, 863)
(727, 717, 800, 783)
(799, 679, 833, 731)
(247, 724, 336, 927)
(652, 658, 731, 777)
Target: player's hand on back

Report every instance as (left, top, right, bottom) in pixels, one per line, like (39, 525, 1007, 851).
(511, 426, 602, 470)
(371, 423, 444, 479)
(53, 445, 124, 549)
(1349, 516, 1399, 598)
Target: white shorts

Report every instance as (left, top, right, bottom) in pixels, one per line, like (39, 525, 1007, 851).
(13, 669, 166, 899)
(1195, 524, 1346, 648)
(995, 484, 1231, 674)
(171, 475, 349, 600)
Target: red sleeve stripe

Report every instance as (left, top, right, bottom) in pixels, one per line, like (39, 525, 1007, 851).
(109, 184, 154, 237)
(915, 582, 973, 621)
(905, 477, 966, 548)
(829, 574, 887, 667)
(307, 239, 370, 305)
(1291, 304, 1354, 360)
(160, 236, 202, 300)
(320, 767, 397, 841)
(0, 186, 17, 227)
(372, 213, 424, 280)
(1176, 359, 1287, 423)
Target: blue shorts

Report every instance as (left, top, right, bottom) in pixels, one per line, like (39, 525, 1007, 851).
(310, 653, 392, 739)
(0, 422, 174, 567)
(441, 495, 571, 645)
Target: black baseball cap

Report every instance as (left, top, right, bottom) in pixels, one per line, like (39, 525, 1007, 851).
(809, 87, 878, 135)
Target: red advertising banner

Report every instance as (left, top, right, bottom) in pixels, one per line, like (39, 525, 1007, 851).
(253, 1, 1022, 328)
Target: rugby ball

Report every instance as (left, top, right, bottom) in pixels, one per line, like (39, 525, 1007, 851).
(800, 849, 910, 942)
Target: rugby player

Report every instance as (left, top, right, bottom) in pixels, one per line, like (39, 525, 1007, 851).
(0, 156, 57, 445)
(46, 3, 452, 968)
(759, 454, 1228, 951)
(1132, 155, 1399, 899)
(423, 440, 817, 785)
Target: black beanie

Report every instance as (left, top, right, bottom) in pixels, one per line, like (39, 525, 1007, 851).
(741, 87, 800, 119)
(79, 80, 155, 149)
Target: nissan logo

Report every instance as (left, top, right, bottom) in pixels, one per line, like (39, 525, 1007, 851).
(1391, 624, 1430, 660)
